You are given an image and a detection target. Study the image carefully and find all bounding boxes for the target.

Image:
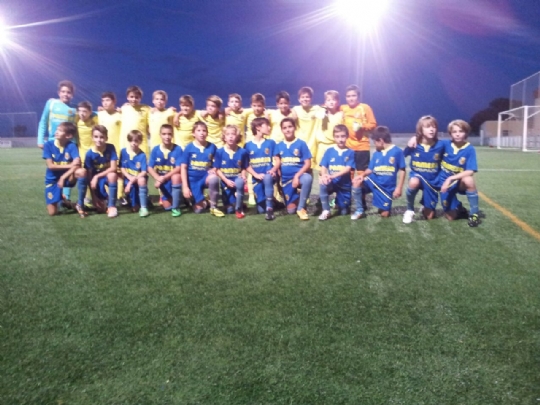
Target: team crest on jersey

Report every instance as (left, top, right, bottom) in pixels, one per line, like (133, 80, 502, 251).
(237, 160, 242, 166)
(250, 150, 254, 155)
(434, 153, 440, 160)
(47, 192, 53, 199)
(389, 157, 395, 164)
(459, 157, 466, 165)
(384, 202, 389, 207)
(265, 148, 269, 155)
(293, 149, 299, 156)
(65, 153, 70, 160)
(344, 156, 349, 162)
(415, 153, 420, 157)
(171, 157, 175, 164)
(136, 162, 141, 169)
(68, 109, 74, 115)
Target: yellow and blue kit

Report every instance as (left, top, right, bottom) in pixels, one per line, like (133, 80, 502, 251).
(98, 110, 122, 154)
(42, 140, 80, 204)
(120, 148, 148, 207)
(319, 146, 356, 209)
(84, 144, 118, 201)
(149, 144, 182, 202)
(226, 110, 248, 145)
(37, 99, 76, 145)
(200, 113, 224, 147)
(174, 111, 201, 148)
(180, 142, 217, 203)
(149, 108, 175, 149)
(276, 138, 312, 204)
(120, 104, 150, 155)
(77, 113, 99, 165)
(214, 146, 249, 207)
(245, 139, 277, 204)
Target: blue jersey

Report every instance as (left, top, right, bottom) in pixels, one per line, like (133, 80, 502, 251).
(149, 144, 182, 175)
(368, 145, 406, 190)
(245, 138, 276, 174)
(84, 144, 118, 174)
(120, 148, 148, 176)
(180, 142, 217, 180)
(276, 138, 312, 182)
(37, 98, 77, 145)
(42, 139, 80, 184)
(214, 146, 249, 179)
(439, 140, 478, 182)
(319, 146, 356, 188)
(403, 140, 444, 182)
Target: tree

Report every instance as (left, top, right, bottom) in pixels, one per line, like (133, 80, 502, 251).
(469, 98, 521, 135)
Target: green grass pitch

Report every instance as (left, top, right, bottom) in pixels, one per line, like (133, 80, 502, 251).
(1, 147, 539, 404)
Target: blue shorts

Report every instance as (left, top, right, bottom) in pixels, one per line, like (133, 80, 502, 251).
(93, 176, 110, 201)
(363, 176, 394, 211)
(188, 173, 208, 204)
(281, 177, 299, 205)
(45, 179, 76, 205)
(252, 175, 274, 204)
(325, 181, 352, 209)
(221, 180, 237, 207)
(159, 179, 173, 203)
(440, 179, 464, 212)
(124, 178, 147, 207)
(411, 173, 439, 211)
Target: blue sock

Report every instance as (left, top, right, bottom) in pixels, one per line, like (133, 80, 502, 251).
(257, 203, 265, 214)
(172, 184, 181, 210)
(352, 187, 364, 213)
(466, 191, 479, 215)
(77, 178, 87, 206)
(235, 178, 245, 211)
(406, 187, 419, 211)
(139, 186, 148, 209)
(63, 187, 71, 200)
(108, 182, 117, 208)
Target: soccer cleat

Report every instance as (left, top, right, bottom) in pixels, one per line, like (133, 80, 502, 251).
(61, 196, 74, 210)
(235, 210, 245, 219)
(107, 206, 118, 218)
(75, 203, 88, 218)
(456, 205, 469, 220)
(403, 210, 415, 224)
(296, 208, 309, 220)
(248, 195, 256, 207)
(84, 197, 93, 209)
(265, 209, 275, 221)
(318, 210, 331, 221)
(171, 208, 181, 217)
(139, 207, 150, 217)
(468, 213, 480, 227)
(119, 196, 129, 206)
(351, 210, 365, 220)
(329, 198, 336, 209)
(210, 207, 225, 217)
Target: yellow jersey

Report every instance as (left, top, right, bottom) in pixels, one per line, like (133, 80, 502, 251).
(225, 110, 248, 145)
(120, 104, 150, 155)
(77, 114, 99, 164)
(97, 110, 122, 153)
(244, 108, 266, 144)
(268, 109, 294, 143)
(200, 112, 224, 148)
(149, 108, 175, 148)
(292, 105, 324, 153)
(316, 110, 343, 144)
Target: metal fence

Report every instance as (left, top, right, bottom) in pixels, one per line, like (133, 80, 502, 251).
(510, 71, 540, 110)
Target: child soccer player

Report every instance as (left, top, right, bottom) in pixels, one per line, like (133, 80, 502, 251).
(173, 95, 201, 148)
(275, 117, 313, 220)
(84, 125, 119, 218)
(76, 101, 99, 166)
(292, 86, 324, 160)
(245, 93, 268, 205)
(149, 90, 176, 149)
(201, 95, 225, 147)
(268, 91, 294, 143)
(318, 124, 356, 220)
(180, 121, 224, 217)
(120, 130, 149, 217)
(341, 85, 377, 176)
(315, 90, 343, 167)
(42, 122, 88, 217)
(245, 117, 279, 220)
(351, 126, 406, 219)
(148, 124, 183, 217)
(225, 94, 248, 145)
(37, 80, 76, 148)
(438, 120, 480, 227)
(120, 85, 151, 155)
(214, 125, 249, 218)
(402, 115, 445, 223)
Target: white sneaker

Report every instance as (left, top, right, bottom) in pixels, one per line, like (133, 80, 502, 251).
(351, 210, 365, 220)
(403, 210, 415, 224)
(318, 210, 331, 221)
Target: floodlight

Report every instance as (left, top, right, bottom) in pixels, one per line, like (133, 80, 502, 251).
(334, 0, 389, 34)
(0, 18, 9, 49)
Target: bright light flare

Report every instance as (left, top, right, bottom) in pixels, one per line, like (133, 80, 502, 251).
(333, 0, 390, 34)
(0, 18, 9, 49)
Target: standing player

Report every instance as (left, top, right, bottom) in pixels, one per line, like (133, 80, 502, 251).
(224, 94, 248, 146)
(315, 90, 343, 167)
(214, 125, 249, 218)
(120, 86, 151, 155)
(42, 122, 87, 217)
(245, 117, 279, 220)
(76, 101, 99, 166)
(292, 86, 324, 160)
(149, 90, 176, 149)
(173, 95, 201, 148)
(180, 121, 223, 217)
(147, 124, 183, 217)
(318, 125, 356, 220)
(37, 80, 76, 148)
(200, 95, 225, 147)
(275, 117, 313, 220)
(351, 126, 406, 219)
(84, 125, 119, 218)
(120, 130, 149, 217)
(268, 91, 294, 143)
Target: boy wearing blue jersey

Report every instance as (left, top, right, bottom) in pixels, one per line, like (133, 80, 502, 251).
(318, 124, 356, 220)
(351, 126, 406, 219)
(275, 117, 313, 220)
(180, 121, 224, 217)
(402, 115, 445, 223)
(439, 120, 480, 227)
(120, 130, 149, 217)
(245, 117, 279, 220)
(84, 125, 119, 217)
(42, 122, 88, 217)
(215, 125, 249, 218)
(38, 80, 76, 148)
(147, 124, 183, 217)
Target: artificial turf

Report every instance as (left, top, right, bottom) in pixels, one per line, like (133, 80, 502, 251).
(1, 147, 539, 404)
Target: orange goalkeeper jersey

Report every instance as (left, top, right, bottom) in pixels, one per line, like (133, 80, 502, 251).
(341, 103, 377, 151)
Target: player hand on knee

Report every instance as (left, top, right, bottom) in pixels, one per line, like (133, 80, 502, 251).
(225, 179, 235, 189)
(182, 186, 192, 199)
(292, 175, 300, 188)
(90, 177, 98, 189)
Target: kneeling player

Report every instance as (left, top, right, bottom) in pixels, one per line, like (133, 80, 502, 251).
(43, 122, 87, 217)
(147, 124, 183, 217)
(215, 125, 249, 218)
(318, 124, 355, 220)
(180, 121, 223, 217)
(351, 126, 406, 219)
(275, 117, 313, 220)
(120, 130, 149, 217)
(84, 125, 119, 217)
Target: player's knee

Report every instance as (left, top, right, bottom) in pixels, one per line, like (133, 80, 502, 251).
(171, 173, 182, 185)
(138, 177, 147, 186)
(207, 174, 219, 187)
(422, 208, 435, 220)
(409, 177, 420, 188)
(47, 205, 57, 216)
(380, 210, 390, 218)
(462, 176, 476, 191)
(300, 173, 312, 186)
(234, 177, 244, 189)
(107, 173, 117, 183)
(75, 168, 86, 178)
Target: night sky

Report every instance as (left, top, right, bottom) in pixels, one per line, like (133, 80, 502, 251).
(1, 0, 539, 132)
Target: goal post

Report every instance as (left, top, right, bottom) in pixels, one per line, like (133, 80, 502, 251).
(496, 105, 540, 152)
